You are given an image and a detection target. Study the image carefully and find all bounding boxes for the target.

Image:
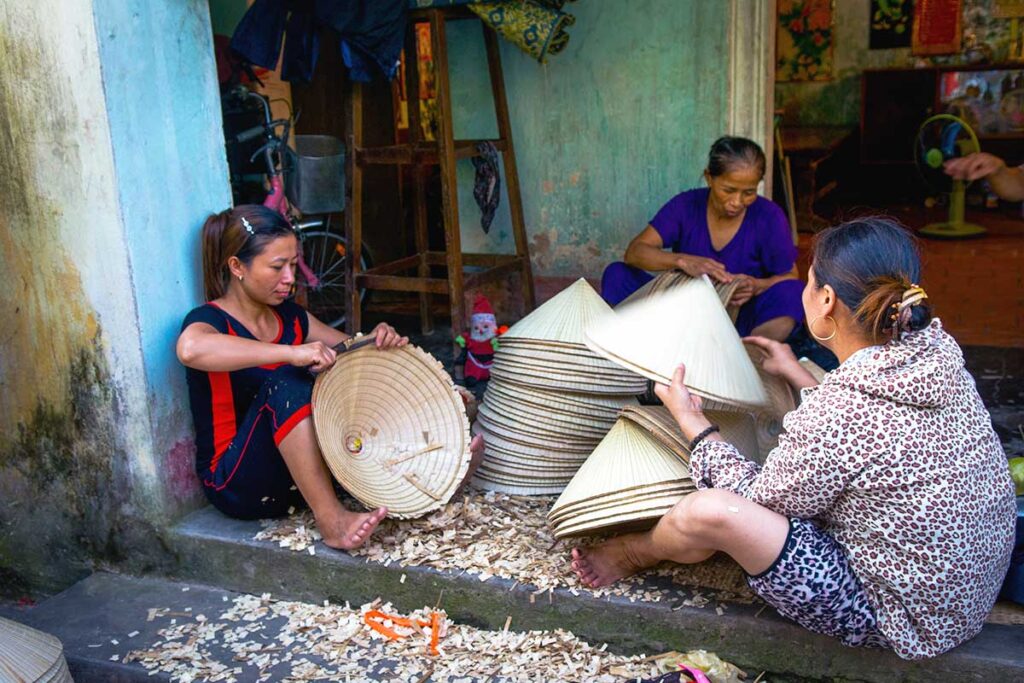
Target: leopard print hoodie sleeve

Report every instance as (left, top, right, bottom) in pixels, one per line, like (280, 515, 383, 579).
(689, 319, 1016, 659)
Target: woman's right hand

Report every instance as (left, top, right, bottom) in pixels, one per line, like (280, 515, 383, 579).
(291, 342, 338, 373)
(943, 152, 1005, 182)
(742, 335, 800, 378)
(675, 254, 732, 283)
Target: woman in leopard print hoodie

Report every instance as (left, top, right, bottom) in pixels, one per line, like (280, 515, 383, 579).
(571, 217, 1016, 659)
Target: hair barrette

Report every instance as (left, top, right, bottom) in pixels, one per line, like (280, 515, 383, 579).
(241, 216, 255, 235)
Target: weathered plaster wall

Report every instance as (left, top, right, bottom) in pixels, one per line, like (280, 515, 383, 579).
(446, 0, 732, 279)
(775, 0, 1018, 127)
(0, 0, 153, 593)
(92, 0, 232, 511)
(0, 0, 230, 594)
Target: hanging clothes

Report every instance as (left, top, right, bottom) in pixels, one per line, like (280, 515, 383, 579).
(230, 0, 406, 83)
(471, 141, 501, 233)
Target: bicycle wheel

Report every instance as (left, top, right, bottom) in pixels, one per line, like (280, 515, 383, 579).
(299, 230, 368, 329)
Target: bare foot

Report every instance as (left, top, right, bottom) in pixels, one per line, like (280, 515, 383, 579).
(456, 434, 485, 491)
(319, 506, 388, 551)
(570, 535, 653, 588)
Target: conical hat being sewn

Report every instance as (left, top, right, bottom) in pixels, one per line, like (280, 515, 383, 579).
(312, 344, 471, 519)
(549, 418, 690, 521)
(503, 278, 611, 346)
(618, 270, 741, 316)
(0, 617, 72, 683)
(584, 275, 767, 407)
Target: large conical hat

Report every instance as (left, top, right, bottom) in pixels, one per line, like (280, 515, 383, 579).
(312, 344, 471, 519)
(549, 418, 690, 525)
(618, 270, 741, 320)
(548, 481, 695, 523)
(584, 275, 767, 407)
(502, 278, 611, 346)
(0, 617, 73, 683)
(618, 406, 759, 464)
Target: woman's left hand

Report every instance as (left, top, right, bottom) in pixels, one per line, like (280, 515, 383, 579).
(372, 322, 409, 350)
(654, 364, 712, 442)
(729, 275, 757, 307)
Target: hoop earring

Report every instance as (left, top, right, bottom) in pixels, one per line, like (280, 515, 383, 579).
(808, 314, 837, 342)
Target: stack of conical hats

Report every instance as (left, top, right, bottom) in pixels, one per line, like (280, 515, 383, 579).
(0, 618, 73, 683)
(585, 275, 768, 408)
(547, 418, 694, 538)
(473, 279, 645, 494)
(618, 270, 742, 323)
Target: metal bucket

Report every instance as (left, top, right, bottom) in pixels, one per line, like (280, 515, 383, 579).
(285, 135, 346, 214)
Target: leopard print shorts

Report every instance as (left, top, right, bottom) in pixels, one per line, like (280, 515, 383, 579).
(747, 518, 890, 649)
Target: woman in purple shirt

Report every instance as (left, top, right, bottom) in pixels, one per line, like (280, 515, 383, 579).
(601, 137, 804, 341)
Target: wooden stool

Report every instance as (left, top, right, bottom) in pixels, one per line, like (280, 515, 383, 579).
(345, 6, 536, 345)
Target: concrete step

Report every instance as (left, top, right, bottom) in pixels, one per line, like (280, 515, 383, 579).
(159, 505, 1024, 682)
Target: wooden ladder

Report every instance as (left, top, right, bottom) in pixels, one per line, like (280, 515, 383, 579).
(344, 7, 536, 345)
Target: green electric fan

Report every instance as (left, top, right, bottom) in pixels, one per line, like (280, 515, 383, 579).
(914, 114, 986, 238)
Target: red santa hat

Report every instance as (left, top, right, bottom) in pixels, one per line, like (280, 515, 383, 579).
(470, 294, 496, 323)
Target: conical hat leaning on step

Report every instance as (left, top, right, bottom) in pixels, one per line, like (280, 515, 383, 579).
(584, 275, 768, 407)
(312, 344, 472, 519)
(549, 419, 691, 526)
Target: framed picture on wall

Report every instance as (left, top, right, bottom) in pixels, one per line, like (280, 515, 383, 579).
(912, 0, 963, 55)
(870, 0, 914, 49)
(776, 0, 836, 82)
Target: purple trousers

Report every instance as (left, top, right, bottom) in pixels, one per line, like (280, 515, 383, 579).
(600, 262, 805, 337)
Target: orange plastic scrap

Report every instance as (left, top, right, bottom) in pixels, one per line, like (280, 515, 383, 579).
(363, 609, 444, 656)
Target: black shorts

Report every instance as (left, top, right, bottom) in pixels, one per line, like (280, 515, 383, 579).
(200, 365, 312, 519)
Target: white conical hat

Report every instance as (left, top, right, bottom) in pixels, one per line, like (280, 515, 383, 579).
(549, 418, 690, 520)
(312, 344, 472, 519)
(476, 411, 600, 450)
(503, 278, 611, 345)
(470, 473, 566, 496)
(585, 275, 767, 406)
(495, 344, 645, 379)
(477, 403, 606, 442)
(0, 618, 73, 683)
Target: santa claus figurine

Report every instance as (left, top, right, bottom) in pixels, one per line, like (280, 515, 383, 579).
(455, 294, 505, 386)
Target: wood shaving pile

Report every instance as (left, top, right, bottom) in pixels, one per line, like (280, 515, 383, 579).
(254, 488, 756, 605)
(125, 593, 742, 682)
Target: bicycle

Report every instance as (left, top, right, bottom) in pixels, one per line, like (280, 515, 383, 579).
(221, 86, 368, 328)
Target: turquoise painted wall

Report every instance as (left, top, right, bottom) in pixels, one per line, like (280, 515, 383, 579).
(92, 0, 232, 505)
(446, 0, 732, 279)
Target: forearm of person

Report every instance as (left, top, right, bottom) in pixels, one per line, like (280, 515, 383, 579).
(753, 265, 799, 294)
(783, 364, 819, 391)
(177, 333, 296, 372)
(690, 438, 762, 495)
(989, 164, 1024, 201)
(624, 241, 685, 272)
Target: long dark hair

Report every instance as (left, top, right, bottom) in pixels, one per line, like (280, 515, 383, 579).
(812, 217, 932, 342)
(201, 205, 295, 300)
(707, 136, 766, 178)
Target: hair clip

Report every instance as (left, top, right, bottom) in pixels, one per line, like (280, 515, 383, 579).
(241, 217, 255, 235)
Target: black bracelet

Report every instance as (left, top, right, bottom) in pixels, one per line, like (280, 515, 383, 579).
(689, 424, 720, 451)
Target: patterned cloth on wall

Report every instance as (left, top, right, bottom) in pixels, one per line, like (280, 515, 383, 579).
(411, 0, 577, 63)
